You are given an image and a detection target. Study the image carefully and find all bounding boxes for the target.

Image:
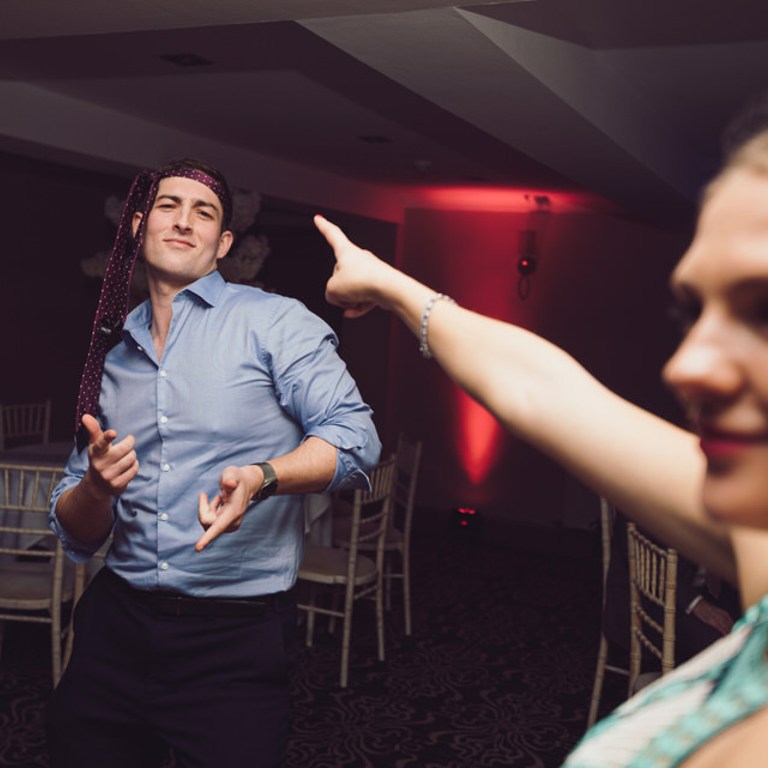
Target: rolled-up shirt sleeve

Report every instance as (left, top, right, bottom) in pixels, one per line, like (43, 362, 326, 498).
(49, 445, 114, 562)
(265, 300, 381, 491)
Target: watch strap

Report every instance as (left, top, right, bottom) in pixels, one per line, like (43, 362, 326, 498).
(253, 462, 278, 501)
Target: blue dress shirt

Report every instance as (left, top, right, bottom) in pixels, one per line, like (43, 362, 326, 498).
(51, 271, 380, 597)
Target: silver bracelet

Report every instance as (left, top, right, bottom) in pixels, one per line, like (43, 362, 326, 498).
(419, 293, 456, 359)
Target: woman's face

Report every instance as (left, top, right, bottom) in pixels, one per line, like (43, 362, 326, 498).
(664, 166, 768, 528)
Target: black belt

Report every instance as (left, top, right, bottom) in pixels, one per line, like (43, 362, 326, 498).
(101, 568, 295, 619)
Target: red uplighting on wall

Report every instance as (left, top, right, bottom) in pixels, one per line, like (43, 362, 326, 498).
(402, 187, 604, 214)
(455, 392, 503, 485)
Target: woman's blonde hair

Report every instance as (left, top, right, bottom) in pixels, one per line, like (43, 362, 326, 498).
(702, 129, 768, 205)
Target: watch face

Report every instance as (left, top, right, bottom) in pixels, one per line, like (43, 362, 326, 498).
(257, 463, 278, 500)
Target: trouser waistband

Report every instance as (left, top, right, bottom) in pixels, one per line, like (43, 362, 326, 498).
(100, 567, 295, 619)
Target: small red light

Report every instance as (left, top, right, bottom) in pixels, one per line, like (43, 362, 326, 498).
(454, 507, 481, 533)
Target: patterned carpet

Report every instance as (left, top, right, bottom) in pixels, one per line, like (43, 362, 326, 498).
(0, 527, 622, 767)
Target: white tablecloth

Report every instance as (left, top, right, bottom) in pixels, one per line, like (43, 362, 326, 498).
(304, 493, 332, 546)
(0, 440, 73, 468)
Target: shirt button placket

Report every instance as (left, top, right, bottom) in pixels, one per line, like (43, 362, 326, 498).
(157, 367, 171, 583)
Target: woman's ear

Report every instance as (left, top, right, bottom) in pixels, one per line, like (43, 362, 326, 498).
(132, 211, 143, 238)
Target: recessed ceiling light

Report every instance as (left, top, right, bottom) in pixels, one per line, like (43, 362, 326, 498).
(160, 53, 214, 67)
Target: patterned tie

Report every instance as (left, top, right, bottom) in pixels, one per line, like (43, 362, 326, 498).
(74, 171, 156, 452)
(74, 164, 232, 452)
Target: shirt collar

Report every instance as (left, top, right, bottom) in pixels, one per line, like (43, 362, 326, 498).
(181, 270, 227, 307)
(123, 270, 227, 332)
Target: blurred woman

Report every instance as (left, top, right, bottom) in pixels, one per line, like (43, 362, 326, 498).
(314, 127, 768, 766)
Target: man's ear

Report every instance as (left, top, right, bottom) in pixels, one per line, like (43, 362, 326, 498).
(132, 211, 143, 238)
(216, 230, 234, 260)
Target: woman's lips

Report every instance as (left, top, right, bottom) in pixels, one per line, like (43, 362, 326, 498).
(699, 430, 766, 460)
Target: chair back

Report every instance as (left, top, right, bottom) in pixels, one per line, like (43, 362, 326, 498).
(0, 462, 62, 555)
(0, 462, 78, 686)
(392, 434, 422, 540)
(298, 457, 398, 687)
(626, 522, 678, 691)
(346, 457, 397, 583)
(0, 400, 51, 450)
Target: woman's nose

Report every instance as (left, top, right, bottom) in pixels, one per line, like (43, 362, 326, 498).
(662, 316, 742, 403)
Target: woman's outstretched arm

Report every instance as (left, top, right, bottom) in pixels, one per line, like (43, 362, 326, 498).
(314, 214, 735, 582)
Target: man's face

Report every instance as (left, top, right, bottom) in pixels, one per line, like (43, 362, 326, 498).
(133, 176, 233, 290)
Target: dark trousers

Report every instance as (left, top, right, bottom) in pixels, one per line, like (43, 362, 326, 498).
(47, 568, 297, 768)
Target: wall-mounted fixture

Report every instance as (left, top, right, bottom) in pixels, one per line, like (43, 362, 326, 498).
(517, 195, 551, 300)
(517, 228, 538, 298)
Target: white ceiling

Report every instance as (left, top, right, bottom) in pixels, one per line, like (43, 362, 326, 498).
(2, 0, 767, 226)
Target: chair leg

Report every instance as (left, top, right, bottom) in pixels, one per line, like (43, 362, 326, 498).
(305, 583, 317, 649)
(401, 548, 412, 636)
(51, 622, 62, 688)
(328, 590, 341, 635)
(375, 576, 386, 663)
(62, 622, 74, 683)
(628, 632, 641, 697)
(587, 633, 608, 728)
(340, 586, 356, 688)
(50, 599, 63, 688)
(63, 563, 86, 674)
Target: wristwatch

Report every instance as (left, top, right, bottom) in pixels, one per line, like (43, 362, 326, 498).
(253, 462, 279, 502)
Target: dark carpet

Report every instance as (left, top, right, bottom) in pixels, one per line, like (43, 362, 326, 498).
(0, 525, 627, 767)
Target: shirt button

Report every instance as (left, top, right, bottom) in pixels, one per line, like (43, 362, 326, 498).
(160, 370, 168, 378)
(159, 513, 169, 521)
(160, 562, 169, 570)
(162, 463, 170, 472)
(160, 416, 168, 424)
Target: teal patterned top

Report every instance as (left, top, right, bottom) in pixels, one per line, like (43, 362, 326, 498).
(564, 593, 768, 768)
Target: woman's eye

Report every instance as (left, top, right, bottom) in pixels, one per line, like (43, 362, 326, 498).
(667, 300, 699, 336)
(743, 300, 768, 331)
